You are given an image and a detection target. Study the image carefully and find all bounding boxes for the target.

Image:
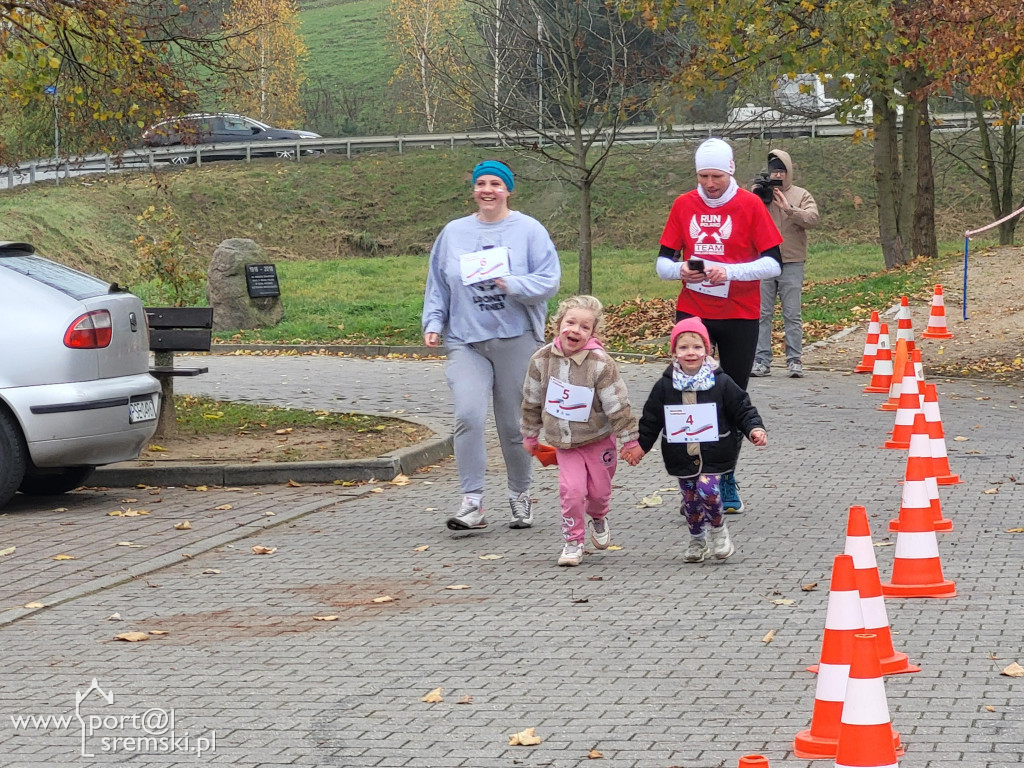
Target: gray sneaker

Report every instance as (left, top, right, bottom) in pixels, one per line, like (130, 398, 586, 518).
(446, 497, 487, 530)
(683, 537, 709, 563)
(751, 361, 771, 377)
(590, 517, 611, 549)
(508, 492, 533, 528)
(708, 523, 735, 560)
(787, 361, 804, 378)
(558, 541, 584, 566)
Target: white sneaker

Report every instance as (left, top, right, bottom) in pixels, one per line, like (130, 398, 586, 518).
(446, 497, 487, 530)
(590, 517, 611, 549)
(683, 537, 709, 563)
(558, 541, 584, 566)
(508, 492, 533, 528)
(708, 523, 735, 560)
(751, 361, 771, 377)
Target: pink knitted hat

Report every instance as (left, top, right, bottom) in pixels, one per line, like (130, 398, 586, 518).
(670, 317, 711, 354)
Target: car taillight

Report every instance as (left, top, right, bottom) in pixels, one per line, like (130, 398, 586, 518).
(64, 310, 113, 349)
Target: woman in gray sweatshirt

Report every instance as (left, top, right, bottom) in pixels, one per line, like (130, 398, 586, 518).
(422, 160, 561, 532)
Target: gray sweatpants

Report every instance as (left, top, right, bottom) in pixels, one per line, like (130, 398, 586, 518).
(756, 260, 805, 365)
(444, 334, 540, 498)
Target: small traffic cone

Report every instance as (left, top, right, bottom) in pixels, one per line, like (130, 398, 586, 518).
(833, 633, 902, 768)
(794, 555, 864, 758)
(855, 311, 881, 373)
(889, 415, 952, 532)
(879, 339, 909, 411)
(845, 506, 919, 675)
(882, 358, 921, 449)
(894, 295, 916, 351)
(863, 325, 893, 394)
(737, 757, 770, 768)
(922, 383, 960, 485)
(921, 285, 954, 339)
(882, 499, 956, 598)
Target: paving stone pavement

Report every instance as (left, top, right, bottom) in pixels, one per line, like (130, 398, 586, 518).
(1, 354, 1022, 768)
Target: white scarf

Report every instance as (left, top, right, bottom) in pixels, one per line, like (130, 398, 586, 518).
(697, 177, 739, 208)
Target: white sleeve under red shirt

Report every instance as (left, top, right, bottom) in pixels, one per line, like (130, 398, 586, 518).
(659, 188, 783, 320)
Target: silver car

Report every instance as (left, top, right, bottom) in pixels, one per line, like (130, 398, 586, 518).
(0, 243, 160, 507)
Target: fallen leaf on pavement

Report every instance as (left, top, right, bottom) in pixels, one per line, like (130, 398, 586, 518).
(874, 541, 894, 547)
(107, 613, 123, 621)
(194, 485, 209, 491)
(371, 596, 394, 603)
(508, 727, 542, 746)
(148, 630, 168, 636)
(148, 445, 168, 452)
(214, 504, 233, 510)
(275, 428, 293, 435)
(607, 545, 623, 551)
(173, 521, 192, 530)
(985, 705, 996, 711)
(203, 569, 220, 575)
(24, 602, 46, 609)
(456, 695, 473, 704)
(983, 488, 999, 495)
(479, 554, 503, 560)
(414, 545, 429, 552)
(252, 546, 277, 555)
(390, 474, 411, 486)
(0, 546, 15, 557)
(762, 630, 776, 643)
(421, 687, 443, 703)
(771, 599, 795, 606)
(637, 493, 663, 508)
(953, 436, 969, 441)
(1006, 527, 1024, 533)
(313, 615, 339, 622)
(53, 554, 76, 561)
(114, 631, 149, 642)
(1001, 662, 1024, 677)
(444, 585, 470, 590)
(370, 488, 384, 494)
(286, 480, 302, 487)
(801, 582, 818, 591)
(588, 749, 604, 758)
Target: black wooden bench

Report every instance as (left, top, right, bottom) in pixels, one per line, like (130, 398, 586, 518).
(145, 307, 214, 436)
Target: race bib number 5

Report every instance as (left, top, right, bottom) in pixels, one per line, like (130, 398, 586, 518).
(544, 377, 595, 422)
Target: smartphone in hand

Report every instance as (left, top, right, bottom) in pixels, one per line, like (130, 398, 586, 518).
(687, 258, 705, 273)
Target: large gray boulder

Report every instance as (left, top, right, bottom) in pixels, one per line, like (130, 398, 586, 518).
(206, 238, 284, 332)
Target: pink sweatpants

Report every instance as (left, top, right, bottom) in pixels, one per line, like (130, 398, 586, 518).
(555, 434, 618, 543)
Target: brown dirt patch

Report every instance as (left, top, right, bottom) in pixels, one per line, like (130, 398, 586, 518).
(133, 421, 435, 465)
(803, 245, 1024, 383)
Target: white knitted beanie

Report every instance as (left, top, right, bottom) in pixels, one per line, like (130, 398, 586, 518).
(694, 138, 735, 175)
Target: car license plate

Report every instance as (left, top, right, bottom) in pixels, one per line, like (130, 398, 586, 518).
(129, 396, 157, 424)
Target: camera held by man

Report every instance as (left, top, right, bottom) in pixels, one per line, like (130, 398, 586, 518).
(751, 171, 783, 205)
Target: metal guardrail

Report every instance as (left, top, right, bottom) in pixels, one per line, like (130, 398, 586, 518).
(1, 112, 988, 189)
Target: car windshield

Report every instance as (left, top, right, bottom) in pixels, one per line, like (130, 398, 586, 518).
(0, 253, 111, 300)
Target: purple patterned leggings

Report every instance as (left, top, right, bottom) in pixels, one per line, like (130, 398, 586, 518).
(679, 474, 724, 537)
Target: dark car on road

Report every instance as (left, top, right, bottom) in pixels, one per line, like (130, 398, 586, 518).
(141, 112, 321, 164)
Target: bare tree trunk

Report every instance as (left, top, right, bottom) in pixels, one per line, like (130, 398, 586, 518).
(873, 97, 908, 268)
(909, 86, 936, 258)
(998, 117, 1018, 245)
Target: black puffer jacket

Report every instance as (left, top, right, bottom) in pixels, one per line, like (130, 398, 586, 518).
(637, 363, 764, 478)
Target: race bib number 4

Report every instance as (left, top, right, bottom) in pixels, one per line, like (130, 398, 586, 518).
(544, 377, 595, 422)
(460, 246, 511, 286)
(664, 402, 719, 443)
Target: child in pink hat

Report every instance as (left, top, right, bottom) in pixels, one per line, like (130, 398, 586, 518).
(622, 318, 767, 562)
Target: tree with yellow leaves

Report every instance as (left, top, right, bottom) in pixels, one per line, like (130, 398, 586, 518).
(221, 0, 308, 128)
(386, 0, 469, 132)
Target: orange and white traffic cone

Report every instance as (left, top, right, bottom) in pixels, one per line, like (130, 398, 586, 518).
(794, 554, 864, 759)
(844, 506, 920, 676)
(894, 295, 916, 351)
(882, 487, 956, 599)
(889, 415, 952, 533)
(863, 326, 894, 394)
(922, 383, 960, 485)
(855, 311, 881, 373)
(921, 285, 954, 339)
(882, 358, 920, 449)
(879, 339, 909, 411)
(833, 633, 902, 768)
(737, 756, 770, 768)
